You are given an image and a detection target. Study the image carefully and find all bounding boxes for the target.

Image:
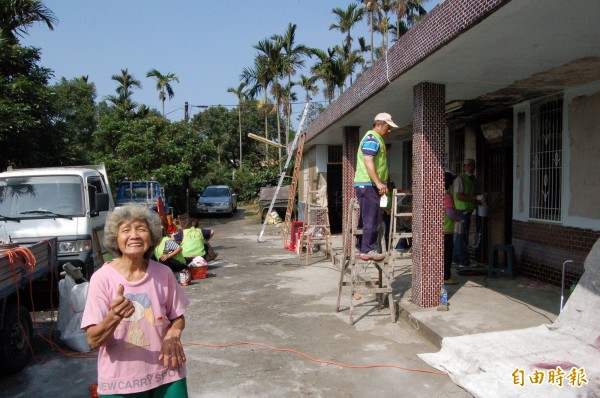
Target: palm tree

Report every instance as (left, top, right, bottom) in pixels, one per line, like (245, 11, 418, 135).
(362, 0, 381, 64)
(330, 3, 364, 53)
(375, 0, 394, 55)
(242, 38, 282, 163)
(0, 0, 57, 44)
(391, 0, 428, 42)
(106, 68, 141, 112)
(310, 47, 347, 103)
(299, 74, 319, 103)
(112, 68, 142, 97)
(270, 80, 285, 171)
(356, 37, 371, 72)
(272, 23, 311, 153)
(339, 44, 364, 87)
(105, 92, 138, 112)
(146, 69, 179, 117)
(227, 82, 247, 166)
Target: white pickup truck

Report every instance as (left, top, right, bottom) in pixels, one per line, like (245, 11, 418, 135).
(0, 164, 114, 280)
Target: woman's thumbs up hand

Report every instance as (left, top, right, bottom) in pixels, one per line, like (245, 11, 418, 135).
(110, 284, 135, 319)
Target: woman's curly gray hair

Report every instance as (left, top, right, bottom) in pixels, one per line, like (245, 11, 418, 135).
(103, 204, 163, 258)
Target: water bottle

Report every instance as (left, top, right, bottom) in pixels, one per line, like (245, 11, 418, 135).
(380, 194, 388, 208)
(440, 285, 448, 307)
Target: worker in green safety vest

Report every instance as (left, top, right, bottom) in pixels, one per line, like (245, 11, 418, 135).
(354, 112, 397, 262)
(154, 231, 187, 272)
(453, 158, 482, 266)
(179, 218, 206, 263)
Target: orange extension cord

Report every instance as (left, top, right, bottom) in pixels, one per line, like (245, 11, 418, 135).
(4, 245, 96, 364)
(184, 340, 448, 375)
(5, 246, 446, 381)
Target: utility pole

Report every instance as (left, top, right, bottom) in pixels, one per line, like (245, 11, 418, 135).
(184, 102, 189, 122)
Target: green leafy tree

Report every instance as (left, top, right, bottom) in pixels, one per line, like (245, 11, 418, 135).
(146, 68, 179, 116)
(0, 41, 60, 169)
(51, 76, 98, 164)
(92, 112, 211, 214)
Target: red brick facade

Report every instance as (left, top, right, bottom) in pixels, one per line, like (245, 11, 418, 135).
(512, 221, 600, 287)
(342, 127, 359, 254)
(411, 82, 446, 308)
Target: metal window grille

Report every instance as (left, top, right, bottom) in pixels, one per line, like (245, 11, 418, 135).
(529, 96, 562, 221)
(328, 146, 343, 164)
(452, 129, 465, 175)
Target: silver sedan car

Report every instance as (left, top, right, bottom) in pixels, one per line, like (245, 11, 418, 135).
(196, 185, 238, 216)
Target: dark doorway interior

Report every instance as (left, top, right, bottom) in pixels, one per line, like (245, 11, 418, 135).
(327, 164, 343, 233)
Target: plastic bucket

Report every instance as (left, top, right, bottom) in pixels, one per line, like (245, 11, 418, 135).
(190, 266, 207, 280)
(478, 205, 488, 217)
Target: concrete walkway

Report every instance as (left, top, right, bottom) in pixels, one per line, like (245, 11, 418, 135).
(325, 234, 561, 348)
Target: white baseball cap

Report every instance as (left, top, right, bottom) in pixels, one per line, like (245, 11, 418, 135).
(374, 112, 398, 128)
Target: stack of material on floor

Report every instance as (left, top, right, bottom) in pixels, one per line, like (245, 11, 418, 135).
(420, 238, 600, 398)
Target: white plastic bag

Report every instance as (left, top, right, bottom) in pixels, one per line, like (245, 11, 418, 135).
(57, 274, 91, 352)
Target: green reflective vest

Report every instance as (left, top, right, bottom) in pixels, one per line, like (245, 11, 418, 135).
(354, 130, 389, 185)
(454, 172, 476, 211)
(154, 237, 186, 264)
(181, 227, 206, 258)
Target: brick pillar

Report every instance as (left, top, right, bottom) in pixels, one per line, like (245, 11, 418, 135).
(343, 126, 360, 254)
(411, 82, 446, 308)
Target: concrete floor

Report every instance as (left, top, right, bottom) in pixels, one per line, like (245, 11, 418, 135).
(0, 208, 471, 397)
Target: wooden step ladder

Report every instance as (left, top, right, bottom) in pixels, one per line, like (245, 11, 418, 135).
(388, 189, 413, 267)
(298, 186, 332, 265)
(336, 198, 396, 325)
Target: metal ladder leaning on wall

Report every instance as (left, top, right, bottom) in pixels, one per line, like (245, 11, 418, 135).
(258, 102, 310, 243)
(336, 198, 396, 325)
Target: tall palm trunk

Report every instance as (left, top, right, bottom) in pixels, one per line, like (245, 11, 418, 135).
(263, 92, 269, 162)
(276, 102, 282, 173)
(238, 105, 242, 167)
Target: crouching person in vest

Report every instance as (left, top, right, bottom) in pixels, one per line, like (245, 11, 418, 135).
(154, 229, 188, 272)
(179, 218, 206, 264)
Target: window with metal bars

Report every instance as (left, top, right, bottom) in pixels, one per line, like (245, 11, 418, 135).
(452, 129, 465, 175)
(529, 96, 563, 221)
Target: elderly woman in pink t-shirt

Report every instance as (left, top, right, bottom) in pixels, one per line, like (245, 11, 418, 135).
(82, 204, 190, 397)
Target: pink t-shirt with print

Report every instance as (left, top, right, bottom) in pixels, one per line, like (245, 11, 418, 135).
(81, 260, 190, 396)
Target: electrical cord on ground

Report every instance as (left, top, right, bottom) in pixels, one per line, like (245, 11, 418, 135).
(183, 340, 447, 375)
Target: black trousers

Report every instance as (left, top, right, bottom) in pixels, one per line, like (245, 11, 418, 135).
(161, 258, 187, 272)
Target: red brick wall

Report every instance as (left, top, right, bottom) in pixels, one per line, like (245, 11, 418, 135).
(512, 221, 600, 287)
(411, 82, 446, 308)
(343, 127, 359, 254)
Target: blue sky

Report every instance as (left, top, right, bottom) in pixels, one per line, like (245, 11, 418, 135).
(22, 0, 439, 124)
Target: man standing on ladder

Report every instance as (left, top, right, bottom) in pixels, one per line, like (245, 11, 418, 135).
(354, 113, 397, 261)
